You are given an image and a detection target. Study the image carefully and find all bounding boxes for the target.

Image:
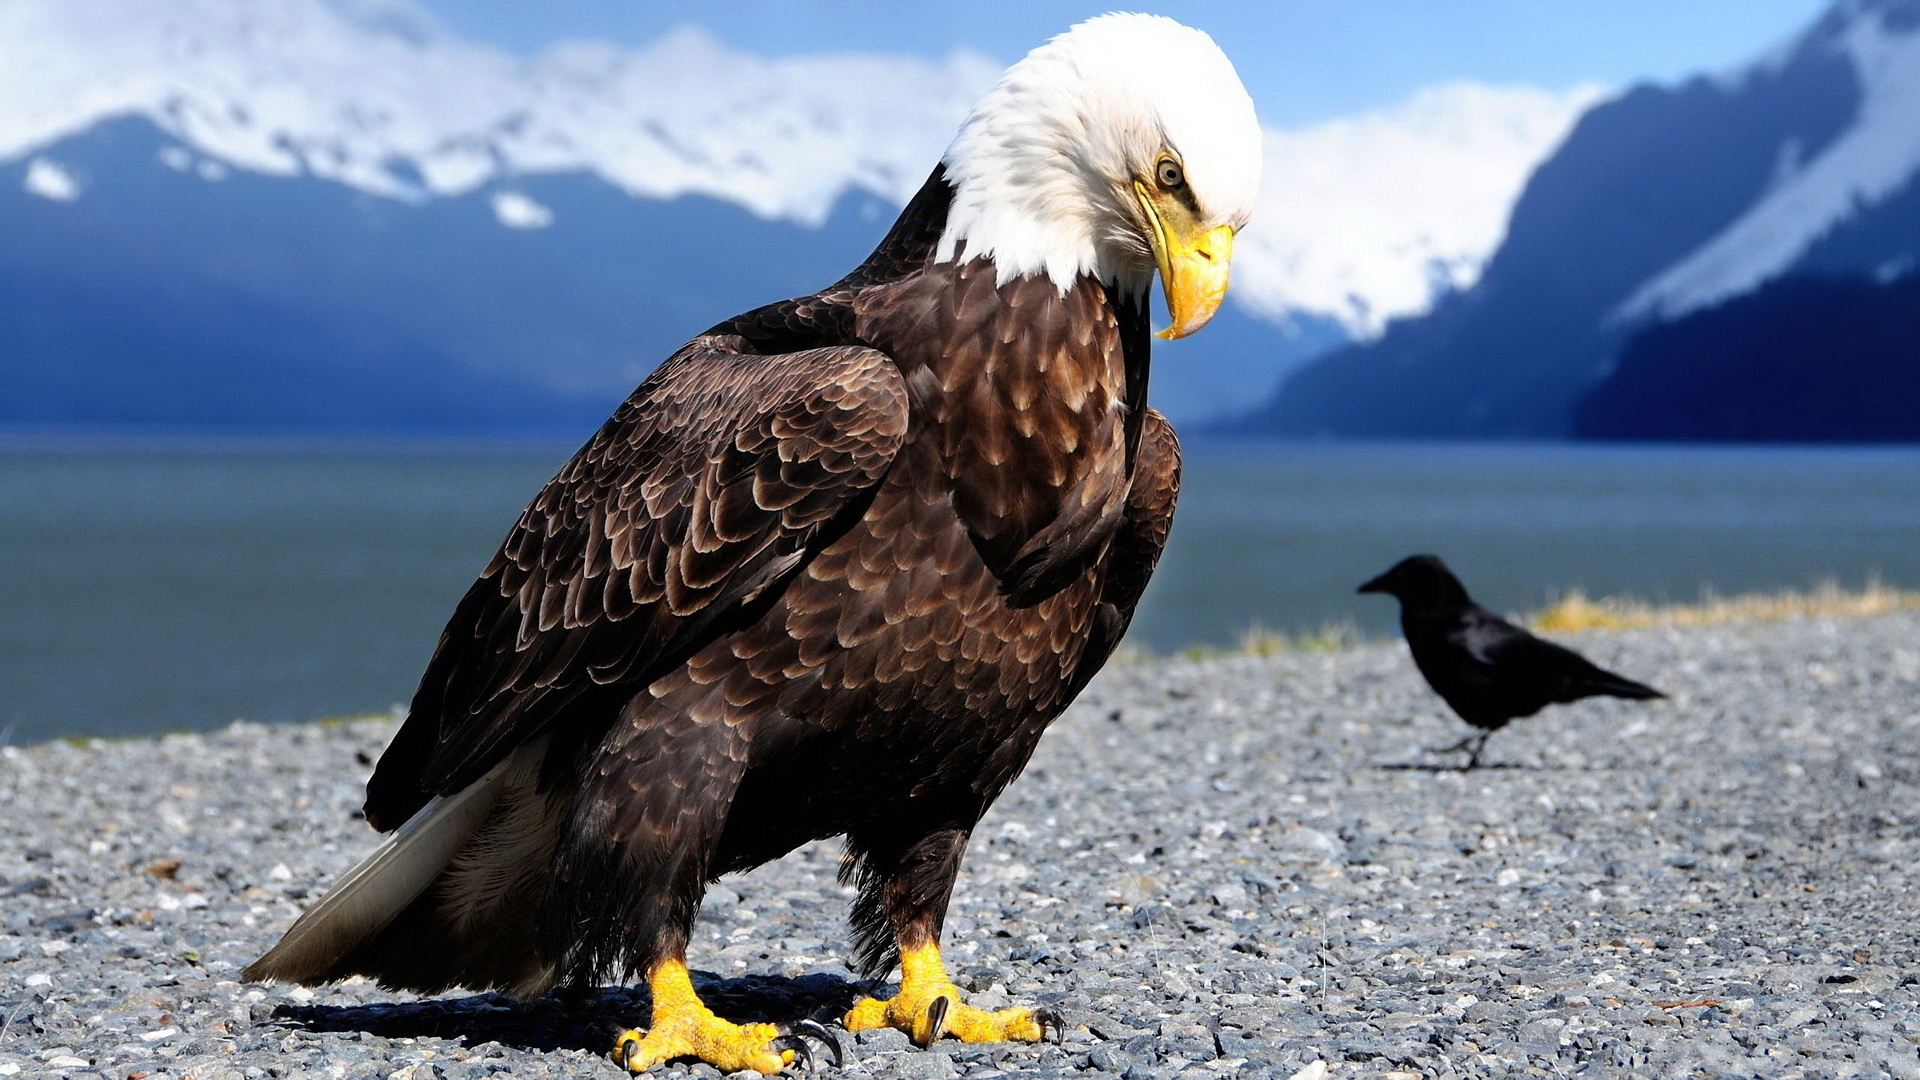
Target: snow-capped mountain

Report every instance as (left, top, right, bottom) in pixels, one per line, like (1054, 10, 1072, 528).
(1620, 0, 1920, 321)
(0, 0, 993, 223)
(0, 0, 1594, 429)
(1238, 82, 1605, 338)
(1239, 0, 1920, 441)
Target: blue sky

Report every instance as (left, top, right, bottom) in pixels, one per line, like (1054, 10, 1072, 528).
(415, 0, 1831, 127)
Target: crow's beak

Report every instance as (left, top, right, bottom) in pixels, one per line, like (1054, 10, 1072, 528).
(1356, 574, 1388, 595)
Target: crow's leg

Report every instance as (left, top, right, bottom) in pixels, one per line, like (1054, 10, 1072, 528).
(841, 824, 1059, 1047)
(1461, 731, 1493, 770)
(1431, 729, 1493, 767)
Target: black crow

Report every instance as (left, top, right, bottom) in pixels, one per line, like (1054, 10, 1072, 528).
(1358, 555, 1664, 768)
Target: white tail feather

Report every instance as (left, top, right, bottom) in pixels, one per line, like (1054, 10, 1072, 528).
(243, 752, 523, 984)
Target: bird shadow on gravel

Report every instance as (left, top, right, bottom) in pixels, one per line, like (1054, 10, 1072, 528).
(270, 971, 867, 1055)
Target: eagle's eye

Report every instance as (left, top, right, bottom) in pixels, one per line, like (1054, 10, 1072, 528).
(1155, 157, 1185, 190)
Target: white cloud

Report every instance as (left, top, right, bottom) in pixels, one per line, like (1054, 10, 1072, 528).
(22, 156, 80, 200)
(491, 189, 553, 229)
(1234, 82, 1606, 338)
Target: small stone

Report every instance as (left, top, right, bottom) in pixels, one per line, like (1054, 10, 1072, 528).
(887, 1050, 955, 1080)
(853, 1027, 913, 1051)
(1157, 1020, 1217, 1061)
(1464, 1002, 1518, 1025)
(1091, 1019, 1150, 1041)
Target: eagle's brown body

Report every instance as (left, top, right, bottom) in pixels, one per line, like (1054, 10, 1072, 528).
(249, 168, 1179, 999)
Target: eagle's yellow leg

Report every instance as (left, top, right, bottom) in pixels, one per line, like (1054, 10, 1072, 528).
(614, 959, 794, 1074)
(843, 941, 1049, 1046)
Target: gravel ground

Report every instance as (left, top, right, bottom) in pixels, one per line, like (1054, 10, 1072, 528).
(3, 611, 1919, 1080)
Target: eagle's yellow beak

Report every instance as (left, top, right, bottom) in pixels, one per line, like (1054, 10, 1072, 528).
(1135, 181, 1235, 340)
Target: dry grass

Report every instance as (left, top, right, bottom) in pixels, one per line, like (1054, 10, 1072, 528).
(1528, 578, 1920, 633)
(1112, 621, 1363, 663)
(1232, 621, 1361, 658)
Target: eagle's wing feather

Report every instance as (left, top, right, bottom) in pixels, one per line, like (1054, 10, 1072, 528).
(366, 338, 909, 830)
(1065, 406, 1179, 694)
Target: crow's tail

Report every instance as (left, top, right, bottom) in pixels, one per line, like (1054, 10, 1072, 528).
(1589, 670, 1664, 700)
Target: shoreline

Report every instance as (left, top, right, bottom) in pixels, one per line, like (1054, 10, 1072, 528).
(15, 593, 1916, 754)
(4, 611, 1918, 1077)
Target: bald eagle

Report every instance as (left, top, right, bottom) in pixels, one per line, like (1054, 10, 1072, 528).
(246, 14, 1261, 1074)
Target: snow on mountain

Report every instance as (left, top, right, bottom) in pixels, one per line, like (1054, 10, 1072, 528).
(1235, 82, 1604, 338)
(491, 190, 553, 229)
(0, 0, 997, 224)
(1620, 0, 1920, 321)
(21, 156, 80, 200)
(0, 0, 1598, 337)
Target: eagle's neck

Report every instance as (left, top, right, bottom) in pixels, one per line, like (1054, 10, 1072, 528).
(933, 171, 1154, 302)
(841, 168, 958, 286)
(850, 167, 1153, 304)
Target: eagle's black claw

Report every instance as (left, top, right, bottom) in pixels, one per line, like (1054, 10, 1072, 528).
(771, 1033, 815, 1072)
(1034, 1006, 1065, 1044)
(618, 1035, 639, 1072)
(920, 995, 951, 1048)
(791, 1019, 845, 1068)
(775, 1019, 843, 1070)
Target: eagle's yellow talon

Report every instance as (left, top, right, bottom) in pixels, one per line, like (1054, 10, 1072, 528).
(612, 1019, 792, 1074)
(616, 960, 796, 1074)
(842, 942, 1049, 1045)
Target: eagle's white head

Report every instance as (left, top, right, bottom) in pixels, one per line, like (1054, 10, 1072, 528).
(937, 13, 1261, 339)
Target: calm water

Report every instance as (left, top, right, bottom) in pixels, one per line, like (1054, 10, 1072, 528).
(4, 439, 1918, 743)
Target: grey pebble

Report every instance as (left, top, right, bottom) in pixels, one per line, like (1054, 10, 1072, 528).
(854, 1027, 914, 1051)
(886, 1050, 956, 1079)
(5, 612, 1920, 1078)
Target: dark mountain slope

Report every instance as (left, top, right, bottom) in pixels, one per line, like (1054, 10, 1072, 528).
(0, 118, 877, 432)
(1576, 274, 1920, 441)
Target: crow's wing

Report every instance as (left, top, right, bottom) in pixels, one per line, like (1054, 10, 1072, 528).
(1459, 607, 1663, 704)
(364, 337, 909, 829)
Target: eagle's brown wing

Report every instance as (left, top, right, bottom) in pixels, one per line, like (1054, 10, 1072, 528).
(1071, 406, 1180, 691)
(365, 337, 909, 830)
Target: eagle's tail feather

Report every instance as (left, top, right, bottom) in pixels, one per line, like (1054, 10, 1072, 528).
(242, 745, 534, 988)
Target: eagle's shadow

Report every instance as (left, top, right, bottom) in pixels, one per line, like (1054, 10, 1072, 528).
(272, 971, 868, 1056)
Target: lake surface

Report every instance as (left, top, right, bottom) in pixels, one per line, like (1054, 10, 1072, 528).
(5, 439, 1918, 743)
